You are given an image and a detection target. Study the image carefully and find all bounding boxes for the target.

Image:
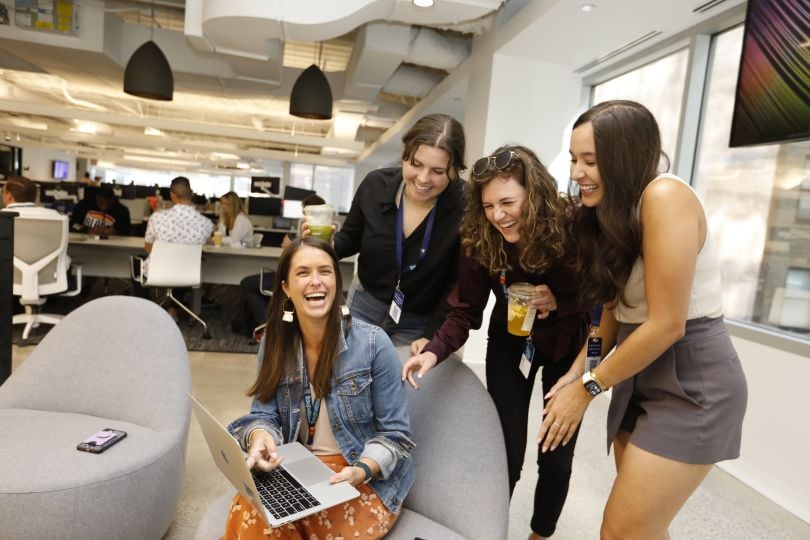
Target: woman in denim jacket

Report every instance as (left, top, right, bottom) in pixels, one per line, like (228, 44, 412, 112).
(225, 237, 415, 539)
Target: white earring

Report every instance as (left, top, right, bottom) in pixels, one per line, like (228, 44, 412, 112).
(340, 305, 350, 317)
(282, 298, 294, 323)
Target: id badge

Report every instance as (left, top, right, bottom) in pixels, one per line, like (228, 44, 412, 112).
(519, 338, 535, 379)
(585, 336, 603, 371)
(389, 287, 404, 324)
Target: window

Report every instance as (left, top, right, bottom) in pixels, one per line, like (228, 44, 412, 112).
(692, 26, 810, 338)
(287, 163, 354, 212)
(592, 48, 690, 165)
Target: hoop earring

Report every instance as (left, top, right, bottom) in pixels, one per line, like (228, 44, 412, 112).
(282, 298, 295, 322)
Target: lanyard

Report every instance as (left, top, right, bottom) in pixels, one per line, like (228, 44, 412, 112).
(395, 189, 437, 283)
(301, 362, 321, 447)
(499, 270, 508, 299)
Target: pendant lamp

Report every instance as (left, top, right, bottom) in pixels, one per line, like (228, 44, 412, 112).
(289, 44, 333, 122)
(123, 2, 173, 101)
(124, 41, 174, 101)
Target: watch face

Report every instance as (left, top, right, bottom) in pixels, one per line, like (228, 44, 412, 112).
(584, 380, 602, 396)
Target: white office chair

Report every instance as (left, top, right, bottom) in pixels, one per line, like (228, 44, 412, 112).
(131, 240, 211, 339)
(12, 214, 83, 346)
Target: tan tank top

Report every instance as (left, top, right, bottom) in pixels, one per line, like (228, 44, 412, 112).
(613, 174, 724, 324)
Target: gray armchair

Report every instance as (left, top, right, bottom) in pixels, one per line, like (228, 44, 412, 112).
(194, 347, 509, 540)
(0, 296, 191, 540)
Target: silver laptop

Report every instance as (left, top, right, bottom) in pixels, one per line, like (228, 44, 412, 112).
(189, 394, 360, 527)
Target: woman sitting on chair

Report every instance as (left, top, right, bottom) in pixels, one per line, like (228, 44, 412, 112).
(226, 237, 415, 539)
(217, 191, 254, 246)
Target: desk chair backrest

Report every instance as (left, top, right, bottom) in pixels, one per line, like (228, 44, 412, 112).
(146, 240, 203, 288)
(122, 198, 147, 223)
(12, 214, 69, 303)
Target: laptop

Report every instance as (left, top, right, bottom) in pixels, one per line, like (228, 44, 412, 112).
(189, 394, 360, 527)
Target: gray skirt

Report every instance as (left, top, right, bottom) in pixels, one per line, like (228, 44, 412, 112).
(606, 316, 747, 464)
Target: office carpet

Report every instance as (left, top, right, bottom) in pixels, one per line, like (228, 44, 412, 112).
(11, 280, 261, 355)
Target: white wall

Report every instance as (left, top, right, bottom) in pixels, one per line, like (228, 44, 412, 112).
(18, 144, 76, 182)
(719, 335, 810, 522)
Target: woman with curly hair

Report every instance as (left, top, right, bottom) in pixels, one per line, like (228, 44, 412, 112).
(216, 191, 254, 246)
(402, 145, 590, 539)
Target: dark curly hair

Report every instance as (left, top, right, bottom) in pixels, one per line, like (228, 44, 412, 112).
(460, 145, 568, 274)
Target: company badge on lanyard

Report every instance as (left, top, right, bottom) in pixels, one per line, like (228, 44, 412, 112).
(585, 306, 604, 371)
(389, 191, 436, 324)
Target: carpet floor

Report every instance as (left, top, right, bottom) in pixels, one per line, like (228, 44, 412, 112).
(11, 279, 261, 355)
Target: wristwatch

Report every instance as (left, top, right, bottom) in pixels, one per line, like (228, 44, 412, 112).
(582, 370, 607, 397)
(353, 461, 373, 484)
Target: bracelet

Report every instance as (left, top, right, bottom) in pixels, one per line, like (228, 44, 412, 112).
(353, 461, 373, 484)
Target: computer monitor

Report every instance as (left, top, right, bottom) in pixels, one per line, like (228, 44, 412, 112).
(192, 194, 207, 205)
(159, 187, 171, 200)
(251, 176, 280, 195)
(282, 199, 304, 219)
(52, 160, 70, 180)
(59, 182, 79, 197)
(248, 196, 282, 216)
(283, 185, 316, 201)
(119, 185, 137, 199)
(272, 216, 293, 230)
(135, 185, 155, 198)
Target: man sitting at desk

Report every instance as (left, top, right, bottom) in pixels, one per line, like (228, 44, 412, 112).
(70, 187, 131, 236)
(134, 176, 213, 318)
(2, 175, 63, 219)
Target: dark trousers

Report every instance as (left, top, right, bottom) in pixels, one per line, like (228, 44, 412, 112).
(485, 323, 580, 538)
(238, 273, 274, 330)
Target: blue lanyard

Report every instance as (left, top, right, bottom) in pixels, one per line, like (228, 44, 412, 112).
(591, 306, 603, 327)
(395, 189, 437, 282)
(301, 362, 321, 447)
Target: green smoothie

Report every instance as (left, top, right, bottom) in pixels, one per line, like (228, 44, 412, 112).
(309, 224, 333, 242)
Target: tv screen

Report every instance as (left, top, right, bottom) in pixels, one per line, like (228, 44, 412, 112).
(52, 160, 69, 180)
(248, 196, 282, 216)
(729, 0, 810, 147)
(283, 185, 316, 201)
(251, 176, 280, 195)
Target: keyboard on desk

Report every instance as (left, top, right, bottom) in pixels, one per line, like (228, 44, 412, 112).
(251, 466, 321, 519)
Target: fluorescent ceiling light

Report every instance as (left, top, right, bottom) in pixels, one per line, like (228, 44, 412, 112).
(413, 0, 434, 7)
(210, 152, 240, 160)
(332, 114, 361, 139)
(580, 3, 597, 12)
(96, 161, 116, 168)
(144, 127, 165, 136)
(236, 162, 251, 169)
(6, 117, 48, 130)
(122, 155, 200, 166)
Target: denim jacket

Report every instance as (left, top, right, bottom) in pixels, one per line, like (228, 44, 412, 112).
(227, 319, 415, 514)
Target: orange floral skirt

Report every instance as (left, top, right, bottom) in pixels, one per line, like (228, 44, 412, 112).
(222, 454, 399, 540)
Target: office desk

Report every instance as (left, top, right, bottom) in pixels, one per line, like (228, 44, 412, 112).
(67, 233, 355, 288)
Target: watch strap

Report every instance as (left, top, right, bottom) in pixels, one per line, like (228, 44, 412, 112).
(353, 461, 373, 484)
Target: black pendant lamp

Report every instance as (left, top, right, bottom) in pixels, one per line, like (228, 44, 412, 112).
(289, 64, 333, 119)
(124, 41, 174, 101)
(123, 2, 173, 101)
(289, 43, 332, 120)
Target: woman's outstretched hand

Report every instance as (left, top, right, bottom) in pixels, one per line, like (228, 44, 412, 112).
(537, 381, 591, 453)
(246, 430, 284, 472)
(401, 351, 438, 389)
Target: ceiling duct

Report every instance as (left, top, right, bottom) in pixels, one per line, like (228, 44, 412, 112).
(405, 28, 472, 71)
(381, 64, 444, 98)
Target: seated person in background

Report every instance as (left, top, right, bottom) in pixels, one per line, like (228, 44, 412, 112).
(225, 237, 414, 539)
(133, 176, 213, 316)
(79, 171, 100, 186)
(70, 187, 131, 236)
(233, 194, 326, 336)
(2, 175, 62, 218)
(216, 191, 254, 246)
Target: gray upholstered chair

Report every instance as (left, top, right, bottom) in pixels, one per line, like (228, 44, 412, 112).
(0, 296, 191, 540)
(194, 347, 509, 540)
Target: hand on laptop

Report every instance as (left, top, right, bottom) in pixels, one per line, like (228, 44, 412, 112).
(246, 429, 284, 471)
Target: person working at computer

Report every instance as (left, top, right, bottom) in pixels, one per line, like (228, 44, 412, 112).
(216, 191, 254, 246)
(305, 113, 467, 347)
(225, 237, 414, 539)
(402, 145, 590, 540)
(70, 187, 131, 236)
(132, 176, 213, 318)
(2, 175, 63, 219)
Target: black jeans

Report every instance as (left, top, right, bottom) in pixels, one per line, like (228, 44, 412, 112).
(485, 323, 580, 538)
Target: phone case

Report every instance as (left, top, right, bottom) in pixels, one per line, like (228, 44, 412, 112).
(76, 428, 127, 454)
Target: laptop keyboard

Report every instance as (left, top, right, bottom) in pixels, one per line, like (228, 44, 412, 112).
(251, 467, 321, 519)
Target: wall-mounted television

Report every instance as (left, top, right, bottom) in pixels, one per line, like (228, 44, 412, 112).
(52, 159, 70, 180)
(729, 0, 810, 147)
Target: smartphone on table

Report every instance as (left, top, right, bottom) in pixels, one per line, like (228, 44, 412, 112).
(77, 428, 127, 454)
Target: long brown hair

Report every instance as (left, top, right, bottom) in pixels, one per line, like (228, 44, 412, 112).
(460, 145, 568, 274)
(401, 113, 467, 180)
(248, 237, 349, 401)
(568, 100, 667, 307)
(220, 191, 246, 231)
